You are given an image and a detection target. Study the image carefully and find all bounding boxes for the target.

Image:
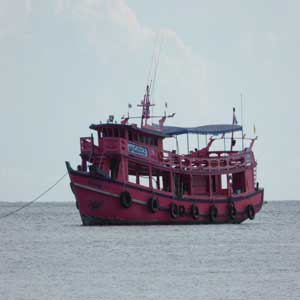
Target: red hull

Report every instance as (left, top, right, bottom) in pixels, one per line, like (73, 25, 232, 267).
(68, 167, 264, 225)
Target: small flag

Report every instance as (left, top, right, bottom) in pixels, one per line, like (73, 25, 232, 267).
(165, 101, 168, 108)
(232, 107, 238, 125)
(128, 103, 132, 109)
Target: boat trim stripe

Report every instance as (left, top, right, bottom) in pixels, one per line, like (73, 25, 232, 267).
(73, 183, 146, 206)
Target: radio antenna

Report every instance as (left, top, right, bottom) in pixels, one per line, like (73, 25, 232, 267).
(151, 32, 164, 102)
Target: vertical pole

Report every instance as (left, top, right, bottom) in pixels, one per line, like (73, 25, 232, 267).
(208, 175, 212, 199)
(230, 107, 235, 152)
(187, 133, 190, 153)
(175, 136, 179, 154)
(205, 134, 208, 147)
(197, 134, 200, 149)
(241, 93, 244, 150)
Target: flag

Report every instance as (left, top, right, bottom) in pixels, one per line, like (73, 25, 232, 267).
(165, 101, 168, 108)
(232, 107, 238, 125)
(128, 103, 132, 109)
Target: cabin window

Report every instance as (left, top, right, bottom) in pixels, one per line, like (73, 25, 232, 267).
(133, 132, 138, 142)
(174, 173, 190, 197)
(109, 158, 119, 180)
(128, 161, 150, 188)
(221, 174, 228, 190)
(138, 134, 142, 143)
(120, 128, 125, 138)
(107, 128, 113, 137)
(152, 168, 171, 192)
(128, 130, 133, 141)
(148, 136, 153, 145)
(154, 137, 158, 146)
(114, 127, 119, 137)
(232, 172, 245, 194)
(141, 135, 146, 144)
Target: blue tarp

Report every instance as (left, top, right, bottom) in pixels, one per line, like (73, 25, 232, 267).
(162, 124, 243, 136)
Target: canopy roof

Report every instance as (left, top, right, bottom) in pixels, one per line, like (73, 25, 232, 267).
(162, 124, 243, 136)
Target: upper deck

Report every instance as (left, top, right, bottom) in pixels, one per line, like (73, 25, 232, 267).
(79, 122, 257, 175)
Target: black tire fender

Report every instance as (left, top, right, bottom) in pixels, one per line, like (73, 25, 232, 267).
(191, 204, 200, 220)
(169, 203, 179, 219)
(148, 197, 159, 213)
(120, 191, 132, 208)
(246, 204, 255, 220)
(209, 205, 218, 223)
(228, 201, 237, 220)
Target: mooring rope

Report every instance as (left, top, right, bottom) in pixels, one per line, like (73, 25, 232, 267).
(0, 172, 68, 220)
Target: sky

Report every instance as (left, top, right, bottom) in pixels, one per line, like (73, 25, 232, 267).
(0, 0, 299, 202)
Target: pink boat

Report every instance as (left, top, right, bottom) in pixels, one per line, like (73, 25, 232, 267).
(66, 85, 264, 225)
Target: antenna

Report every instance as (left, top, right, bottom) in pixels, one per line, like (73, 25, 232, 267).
(241, 93, 244, 149)
(151, 32, 164, 103)
(147, 33, 159, 86)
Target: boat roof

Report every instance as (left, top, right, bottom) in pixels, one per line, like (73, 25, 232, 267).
(89, 123, 167, 137)
(162, 124, 243, 136)
(89, 123, 242, 137)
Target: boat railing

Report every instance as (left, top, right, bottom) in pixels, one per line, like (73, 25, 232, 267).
(161, 149, 254, 172)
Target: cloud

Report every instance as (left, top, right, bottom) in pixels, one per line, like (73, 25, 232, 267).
(0, 0, 32, 39)
(51, 0, 208, 119)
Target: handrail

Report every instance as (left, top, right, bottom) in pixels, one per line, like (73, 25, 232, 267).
(161, 149, 254, 172)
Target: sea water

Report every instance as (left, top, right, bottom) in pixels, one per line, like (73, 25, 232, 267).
(0, 201, 299, 300)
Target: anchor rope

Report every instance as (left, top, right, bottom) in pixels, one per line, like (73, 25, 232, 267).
(0, 172, 68, 220)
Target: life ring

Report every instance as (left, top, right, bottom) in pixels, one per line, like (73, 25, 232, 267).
(191, 204, 200, 220)
(179, 205, 185, 216)
(246, 204, 255, 220)
(228, 201, 237, 220)
(148, 197, 159, 213)
(120, 191, 132, 208)
(169, 203, 179, 219)
(209, 205, 218, 222)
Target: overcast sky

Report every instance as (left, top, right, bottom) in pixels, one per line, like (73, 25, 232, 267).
(1, 0, 299, 202)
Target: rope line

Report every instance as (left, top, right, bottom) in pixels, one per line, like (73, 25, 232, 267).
(0, 172, 68, 220)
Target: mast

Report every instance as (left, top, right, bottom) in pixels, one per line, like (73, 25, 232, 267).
(241, 93, 245, 150)
(137, 85, 154, 127)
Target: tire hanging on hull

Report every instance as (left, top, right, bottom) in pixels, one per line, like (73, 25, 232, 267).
(170, 203, 179, 219)
(120, 191, 132, 208)
(148, 197, 159, 213)
(191, 204, 200, 220)
(228, 201, 237, 220)
(246, 204, 255, 220)
(209, 205, 218, 223)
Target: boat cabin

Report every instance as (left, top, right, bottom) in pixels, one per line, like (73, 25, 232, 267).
(78, 121, 257, 200)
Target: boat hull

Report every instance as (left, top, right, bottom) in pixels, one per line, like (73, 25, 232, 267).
(67, 167, 264, 226)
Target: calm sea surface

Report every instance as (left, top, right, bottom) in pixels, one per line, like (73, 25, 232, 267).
(0, 201, 299, 300)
